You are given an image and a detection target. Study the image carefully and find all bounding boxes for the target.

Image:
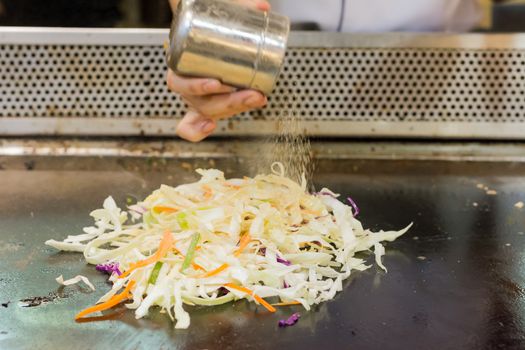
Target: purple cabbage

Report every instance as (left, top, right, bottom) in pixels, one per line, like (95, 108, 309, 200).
(217, 287, 230, 297)
(278, 313, 301, 328)
(283, 281, 290, 289)
(346, 196, 360, 217)
(277, 256, 292, 266)
(128, 205, 147, 215)
(315, 190, 337, 198)
(95, 262, 122, 276)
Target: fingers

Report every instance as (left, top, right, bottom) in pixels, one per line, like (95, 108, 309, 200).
(169, 0, 270, 12)
(167, 70, 236, 97)
(176, 90, 267, 142)
(168, 0, 179, 12)
(183, 90, 267, 119)
(237, 0, 271, 11)
(176, 110, 217, 142)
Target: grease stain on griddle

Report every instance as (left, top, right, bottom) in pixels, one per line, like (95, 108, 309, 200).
(18, 290, 69, 308)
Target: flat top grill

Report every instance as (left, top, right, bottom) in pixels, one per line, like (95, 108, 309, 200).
(1, 141, 525, 350)
(2, 28, 525, 349)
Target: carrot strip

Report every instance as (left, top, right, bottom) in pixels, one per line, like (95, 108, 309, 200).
(224, 283, 276, 313)
(172, 247, 206, 271)
(234, 234, 251, 257)
(224, 183, 241, 190)
(196, 263, 229, 278)
(75, 281, 136, 320)
(202, 185, 213, 200)
(153, 206, 179, 214)
(272, 301, 301, 307)
(119, 231, 174, 279)
(191, 262, 206, 271)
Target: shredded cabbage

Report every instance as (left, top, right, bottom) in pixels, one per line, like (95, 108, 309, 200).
(46, 163, 411, 328)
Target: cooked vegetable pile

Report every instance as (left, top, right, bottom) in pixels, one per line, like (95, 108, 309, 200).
(46, 163, 411, 328)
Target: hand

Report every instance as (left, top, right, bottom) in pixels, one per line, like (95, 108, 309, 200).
(167, 0, 271, 142)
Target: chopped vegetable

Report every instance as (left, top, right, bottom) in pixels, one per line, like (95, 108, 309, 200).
(56, 275, 95, 291)
(276, 256, 292, 266)
(346, 196, 360, 217)
(75, 281, 135, 320)
(95, 263, 122, 276)
(148, 262, 163, 285)
(234, 234, 251, 257)
(119, 230, 173, 279)
(128, 205, 147, 214)
(278, 313, 300, 327)
(197, 263, 229, 278)
(172, 246, 206, 271)
(181, 233, 200, 272)
(272, 301, 301, 307)
(153, 206, 178, 214)
(202, 185, 213, 200)
(46, 164, 411, 329)
(177, 212, 190, 230)
(224, 283, 276, 313)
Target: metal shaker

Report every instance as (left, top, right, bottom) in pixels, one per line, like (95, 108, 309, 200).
(166, 0, 290, 95)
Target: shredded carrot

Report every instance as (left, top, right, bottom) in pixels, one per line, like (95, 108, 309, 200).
(119, 231, 174, 279)
(234, 234, 251, 257)
(191, 262, 206, 271)
(172, 247, 206, 271)
(202, 185, 213, 200)
(272, 301, 301, 307)
(153, 206, 179, 214)
(75, 281, 136, 320)
(196, 263, 229, 278)
(224, 283, 276, 313)
(224, 183, 241, 190)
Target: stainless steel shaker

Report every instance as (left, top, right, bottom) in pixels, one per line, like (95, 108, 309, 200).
(166, 0, 290, 95)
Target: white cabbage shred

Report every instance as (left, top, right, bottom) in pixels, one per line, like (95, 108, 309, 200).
(46, 164, 411, 328)
(56, 275, 96, 291)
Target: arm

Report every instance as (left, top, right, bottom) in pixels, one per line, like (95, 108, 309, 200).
(167, 0, 271, 142)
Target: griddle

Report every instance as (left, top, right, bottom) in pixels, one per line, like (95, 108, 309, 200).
(1, 141, 525, 350)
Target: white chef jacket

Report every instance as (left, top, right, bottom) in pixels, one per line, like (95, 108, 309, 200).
(269, 0, 483, 32)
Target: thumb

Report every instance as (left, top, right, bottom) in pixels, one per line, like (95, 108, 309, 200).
(176, 110, 217, 142)
(169, 0, 179, 12)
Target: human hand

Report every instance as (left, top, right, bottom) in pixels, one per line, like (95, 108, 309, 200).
(167, 0, 271, 142)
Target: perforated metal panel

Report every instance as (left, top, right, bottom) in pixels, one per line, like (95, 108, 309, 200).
(0, 44, 178, 118)
(262, 49, 525, 123)
(1, 29, 525, 139)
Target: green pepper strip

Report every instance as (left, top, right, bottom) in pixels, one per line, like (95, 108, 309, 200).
(148, 261, 163, 285)
(181, 233, 200, 272)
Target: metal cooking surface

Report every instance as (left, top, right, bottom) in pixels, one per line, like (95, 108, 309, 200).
(1, 153, 525, 349)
